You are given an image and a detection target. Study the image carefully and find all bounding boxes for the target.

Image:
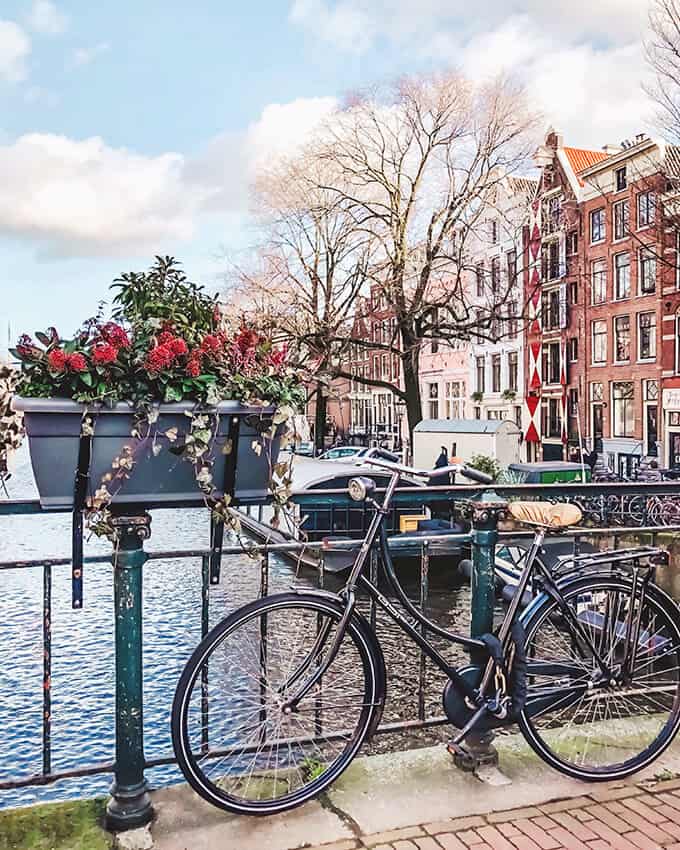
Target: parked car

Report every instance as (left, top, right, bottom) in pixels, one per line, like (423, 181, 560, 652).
(294, 441, 316, 457)
(318, 446, 368, 461)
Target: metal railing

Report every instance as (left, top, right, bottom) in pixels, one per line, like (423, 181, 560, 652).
(1, 480, 679, 828)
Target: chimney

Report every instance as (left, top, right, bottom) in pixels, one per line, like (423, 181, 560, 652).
(602, 144, 622, 155)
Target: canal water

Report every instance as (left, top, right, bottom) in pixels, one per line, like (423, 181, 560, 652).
(0, 446, 474, 809)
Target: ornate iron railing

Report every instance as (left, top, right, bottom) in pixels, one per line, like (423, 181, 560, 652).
(1, 480, 679, 827)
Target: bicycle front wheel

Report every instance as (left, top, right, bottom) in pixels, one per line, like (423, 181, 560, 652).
(172, 592, 384, 815)
(519, 574, 680, 781)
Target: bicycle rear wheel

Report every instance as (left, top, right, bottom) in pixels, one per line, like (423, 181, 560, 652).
(519, 574, 680, 781)
(172, 592, 384, 815)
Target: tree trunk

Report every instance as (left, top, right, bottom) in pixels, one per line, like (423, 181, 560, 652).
(314, 383, 327, 454)
(399, 323, 423, 447)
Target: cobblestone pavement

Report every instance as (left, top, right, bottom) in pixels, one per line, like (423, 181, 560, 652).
(308, 777, 680, 850)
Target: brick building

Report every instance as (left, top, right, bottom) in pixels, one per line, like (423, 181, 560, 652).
(527, 129, 680, 475)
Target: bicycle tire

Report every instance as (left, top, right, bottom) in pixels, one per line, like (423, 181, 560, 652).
(518, 574, 680, 781)
(172, 592, 384, 815)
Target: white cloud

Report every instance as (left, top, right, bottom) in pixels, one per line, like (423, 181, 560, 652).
(0, 98, 337, 257)
(27, 0, 67, 35)
(187, 96, 338, 211)
(290, 0, 373, 52)
(0, 134, 204, 256)
(289, 0, 648, 51)
(289, 0, 657, 148)
(0, 20, 30, 82)
(70, 42, 110, 68)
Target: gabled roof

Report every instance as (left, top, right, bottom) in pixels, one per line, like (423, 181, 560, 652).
(563, 147, 609, 174)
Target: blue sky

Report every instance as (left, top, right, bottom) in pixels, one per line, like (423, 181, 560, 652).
(0, 0, 655, 347)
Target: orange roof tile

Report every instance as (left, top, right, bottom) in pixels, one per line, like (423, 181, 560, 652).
(563, 146, 609, 174)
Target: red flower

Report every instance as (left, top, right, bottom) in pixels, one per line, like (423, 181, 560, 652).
(100, 323, 130, 348)
(200, 334, 222, 356)
(145, 344, 175, 374)
(268, 346, 287, 368)
(235, 327, 260, 352)
(16, 334, 43, 360)
(186, 356, 202, 377)
(170, 338, 188, 356)
(157, 330, 174, 346)
(47, 349, 68, 373)
(92, 342, 119, 365)
(68, 353, 87, 372)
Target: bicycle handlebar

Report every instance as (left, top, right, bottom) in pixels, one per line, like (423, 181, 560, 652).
(357, 449, 493, 485)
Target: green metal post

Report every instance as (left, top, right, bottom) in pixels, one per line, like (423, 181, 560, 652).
(106, 512, 153, 831)
(455, 490, 507, 773)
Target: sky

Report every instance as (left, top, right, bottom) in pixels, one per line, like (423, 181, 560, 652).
(0, 0, 658, 347)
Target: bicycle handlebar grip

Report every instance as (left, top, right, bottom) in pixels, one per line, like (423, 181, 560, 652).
(461, 466, 493, 484)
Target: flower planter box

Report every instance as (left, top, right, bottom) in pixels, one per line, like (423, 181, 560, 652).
(13, 397, 281, 510)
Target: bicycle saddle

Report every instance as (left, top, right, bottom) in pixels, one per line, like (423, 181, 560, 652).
(508, 501, 582, 528)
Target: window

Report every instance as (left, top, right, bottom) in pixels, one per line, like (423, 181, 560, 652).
(612, 382, 635, 437)
(615, 166, 627, 191)
(591, 208, 605, 243)
(445, 381, 463, 419)
(474, 406, 481, 420)
(592, 320, 607, 364)
(514, 406, 522, 428)
(475, 356, 485, 393)
(569, 280, 578, 305)
(639, 248, 656, 294)
(543, 240, 560, 281)
(637, 191, 656, 228)
(507, 301, 518, 340)
(614, 252, 630, 299)
(541, 397, 562, 438)
(542, 341, 561, 384)
(645, 379, 659, 401)
(638, 311, 656, 360)
(544, 196, 561, 234)
(613, 199, 629, 240)
(506, 249, 517, 285)
(475, 263, 485, 297)
(568, 388, 578, 416)
(492, 353, 501, 393)
(427, 383, 439, 419)
(566, 230, 578, 255)
(592, 259, 607, 304)
(381, 354, 389, 378)
(568, 337, 578, 362)
(491, 256, 501, 293)
(614, 315, 630, 362)
(542, 288, 561, 330)
(508, 351, 518, 392)
(490, 220, 498, 244)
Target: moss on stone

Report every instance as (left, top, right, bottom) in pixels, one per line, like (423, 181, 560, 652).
(0, 798, 111, 850)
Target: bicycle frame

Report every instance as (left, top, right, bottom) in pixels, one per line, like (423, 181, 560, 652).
(285, 461, 649, 726)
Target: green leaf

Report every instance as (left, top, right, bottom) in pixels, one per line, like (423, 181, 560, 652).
(80, 372, 94, 387)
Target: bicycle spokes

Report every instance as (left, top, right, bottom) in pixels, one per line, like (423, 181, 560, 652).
(522, 579, 680, 777)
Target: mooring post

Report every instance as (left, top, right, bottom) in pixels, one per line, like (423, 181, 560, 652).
(455, 490, 507, 773)
(106, 512, 154, 831)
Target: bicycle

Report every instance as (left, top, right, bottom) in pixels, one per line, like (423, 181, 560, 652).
(171, 453, 680, 816)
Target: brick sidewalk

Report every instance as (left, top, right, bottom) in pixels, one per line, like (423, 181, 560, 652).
(310, 778, 680, 850)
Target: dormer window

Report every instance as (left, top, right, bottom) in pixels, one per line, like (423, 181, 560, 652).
(615, 166, 627, 191)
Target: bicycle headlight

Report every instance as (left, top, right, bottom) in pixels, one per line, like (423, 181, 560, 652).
(348, 476, 376, 502)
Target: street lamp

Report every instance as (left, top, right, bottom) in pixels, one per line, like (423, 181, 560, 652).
(394, 398, 407, 461)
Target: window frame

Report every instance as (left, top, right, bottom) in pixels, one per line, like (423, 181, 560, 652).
(592, 319, 607, 365)
(614, 251, 631, 300)
(613, 314, 631, 364)
(637, 311, 656, 362)
(590, 207, 605, 243)
(612, 381, 635, 438)
(591, 259, 607, 304)
(613, 198, 629, 241)
(637, 191, 656, 229)
(638, 247, 657, 295)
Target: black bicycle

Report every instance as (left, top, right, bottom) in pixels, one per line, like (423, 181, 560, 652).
(171, 453, 680, 815)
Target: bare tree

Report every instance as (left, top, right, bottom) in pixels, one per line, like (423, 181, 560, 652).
(646, 0, 680, 142)
(304, 72, 538, 435)
(229, 155, 372, 451)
